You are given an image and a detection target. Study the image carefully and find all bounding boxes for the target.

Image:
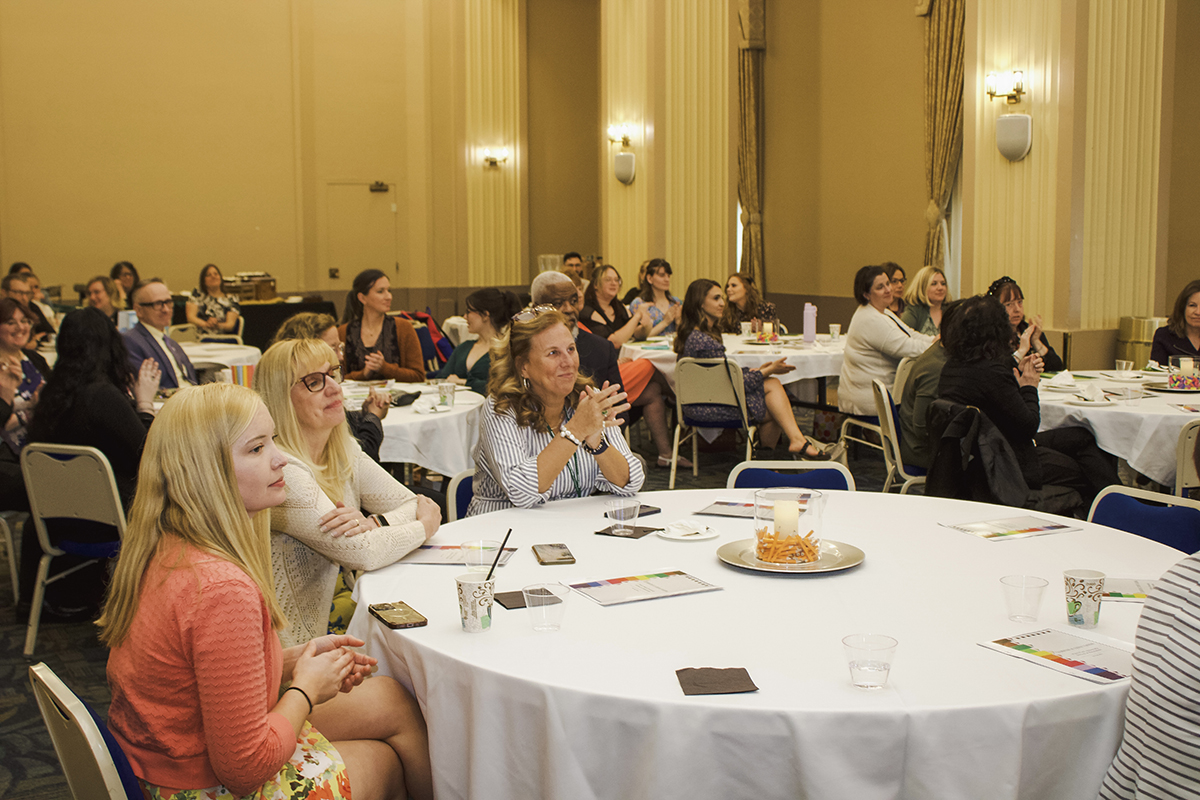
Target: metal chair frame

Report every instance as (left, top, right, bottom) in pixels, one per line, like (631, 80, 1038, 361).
(670, 357, 757, 489)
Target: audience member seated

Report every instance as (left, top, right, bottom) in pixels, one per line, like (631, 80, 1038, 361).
(985, 275, 1065, 372)
(338, 269, 424, 382)
(434, 287, 518, 395)
(676, 279, 834, 460)
(20, 308, 160, 619)
(110, 260, 139, 307)
(629, 258, 681, 337)
(1099, 551, 1200, 799)
(898, 300, 962, 469)
(186, 263, 241, 335)
(621, 259, 651, 305)
(24, 273, 58, 331)
(468, 306, 643, 515)
(531, 272, 623, 402)
(255, 339, 440, 646)
(0, 299, 49, 455)
(900, 265, 952, 336)
(937, 295, 1118, 510)
(838, 265, 934, 416)
(560, 251, 589, 294)
(2, 274, 54, 348)
(270, 312, 391, 463)
(85, 275, 120, 324)
(99, 383, 433, 800)
(1150, 279, 1200, 365)
(7, 262, 30, 277)
(582, 265, 650, 346)
(0, 357, 24, 513)
(123, 279, 198, 388)
(884, 262, 907, 316)
(719, 272, 776, 332)
(581, 265, 680, 467)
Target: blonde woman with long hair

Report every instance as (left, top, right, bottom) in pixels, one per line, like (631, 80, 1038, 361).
(900, 265, 953, 336)
(100, 384, 432, 800)
(255, 338, 439, 646)
(468, 305, 643, 515)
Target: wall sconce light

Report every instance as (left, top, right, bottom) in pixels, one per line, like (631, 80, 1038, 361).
(607, 124, 631, 147)
(985, 70, 1025, 104)
(482, 148, 509, 167)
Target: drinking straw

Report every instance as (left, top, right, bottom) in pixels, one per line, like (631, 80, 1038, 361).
(485, 528, 513, 582)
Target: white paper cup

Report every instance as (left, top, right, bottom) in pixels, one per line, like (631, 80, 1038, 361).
(828, 324, 841, 341)
(437, 382, 456, 407)
(740, 322, 752, 336)
(1000, 575, 1048, 622)
(1064, 569, 1105, 629)
(842, 633, 897, 690)
(456, 573, 494, 633)
(523, 583, 569, 631)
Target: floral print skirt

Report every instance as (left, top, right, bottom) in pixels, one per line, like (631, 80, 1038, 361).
(140, 722, 350, 800)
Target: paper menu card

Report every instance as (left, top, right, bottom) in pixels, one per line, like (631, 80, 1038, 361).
(980, 628, 1133, 684)
(697, 495, 814, 519)
(1102, 578, 1157, 602)
(568, 570, 721, 606)
(940, 515, 1079, 541)
(400, 545, 517, 566)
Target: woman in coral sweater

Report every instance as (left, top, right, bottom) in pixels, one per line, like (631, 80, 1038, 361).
(99, 383, 433, 800)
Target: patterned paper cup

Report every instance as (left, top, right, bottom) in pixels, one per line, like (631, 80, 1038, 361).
(456, 573, 494, 633)
(1064, 569, 1105, 629)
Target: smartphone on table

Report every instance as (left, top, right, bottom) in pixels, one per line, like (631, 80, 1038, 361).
(368, 601, 428, 629)
(532, 543, 576, 565)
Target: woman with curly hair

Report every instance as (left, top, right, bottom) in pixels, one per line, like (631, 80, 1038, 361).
(937, 295, 1117, 509)
(467, 305, 644, 516)
(718, 272, 776, 333)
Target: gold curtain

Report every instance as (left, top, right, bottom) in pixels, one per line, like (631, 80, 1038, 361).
(738, 0, 765, 291)
(920, 0, 964, 269)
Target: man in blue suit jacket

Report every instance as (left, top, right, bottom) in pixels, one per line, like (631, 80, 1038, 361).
(122, 279, 197, 389)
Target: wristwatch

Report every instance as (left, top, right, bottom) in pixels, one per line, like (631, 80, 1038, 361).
(582, 430, 609, 456)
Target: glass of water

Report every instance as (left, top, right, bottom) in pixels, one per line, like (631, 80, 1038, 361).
(606, 498, 641, 536)
(842, 633, 898, 690)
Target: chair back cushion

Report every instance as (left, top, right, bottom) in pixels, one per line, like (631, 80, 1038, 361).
(1093, 492, 1200, 553)
(732, 467, 849, 491)
(455, 475, 474, 521)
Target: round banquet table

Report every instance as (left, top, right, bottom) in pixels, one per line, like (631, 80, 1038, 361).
(1038, 370, 1198, 487)
(37, 340, 261, 369)
(346, 488, 1181, 800)
(352, 383, 485, 476)
(620, 333, 844, 391)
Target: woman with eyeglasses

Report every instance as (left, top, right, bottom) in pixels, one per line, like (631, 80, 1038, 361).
(884, 262, 907, 316)
(254, 339, 440, 647)
(986, 276, 1064, 372)
(100, 384, 433, 800)
(186, 263, 241, 334)
(433, 287, 521, 395)
(110, 261, 140, 307)
(85, 275, 120, 323)
(468, 305, 643, 516)
(0, 299, 49, 455)
(339, 269, 425, 383)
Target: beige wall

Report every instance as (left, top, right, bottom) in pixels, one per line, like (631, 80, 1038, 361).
(527, 0, 602, 268)
(761, 0, 926, 329)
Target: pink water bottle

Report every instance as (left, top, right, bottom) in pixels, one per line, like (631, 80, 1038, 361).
(803, 303, 817, 343)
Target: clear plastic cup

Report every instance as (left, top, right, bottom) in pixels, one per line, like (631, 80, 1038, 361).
(842, 634, 898, 689)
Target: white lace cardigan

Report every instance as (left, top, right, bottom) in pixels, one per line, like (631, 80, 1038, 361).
(271, 447, 426, 647)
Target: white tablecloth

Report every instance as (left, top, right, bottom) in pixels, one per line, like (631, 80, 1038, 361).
(1039, 371, 1197, 487)
(371, 384, 485, 476)
(178, 342, 261, 368)
(348, 488, 1180, 800)
(621, 333, 843, 392)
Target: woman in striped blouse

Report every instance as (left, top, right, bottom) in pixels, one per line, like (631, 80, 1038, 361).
(467, 305, 645, 516)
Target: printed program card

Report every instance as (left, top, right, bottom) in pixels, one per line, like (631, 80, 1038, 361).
(697, 494, 813, 518)
(568, 570, 721, 606)
(1171, 404, 1200, 413)
(1102, 578, 1157, 602)
(400, 545, 517, 566)
(980, 628, 1134, 684)
(940, 515, 1079, 541)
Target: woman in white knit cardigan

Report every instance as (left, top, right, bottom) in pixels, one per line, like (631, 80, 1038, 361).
(255, 338, 441, 646)
(838, 265, 935, 416)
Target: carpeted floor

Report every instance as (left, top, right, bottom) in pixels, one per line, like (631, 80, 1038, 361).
(0, 416, 891, 799)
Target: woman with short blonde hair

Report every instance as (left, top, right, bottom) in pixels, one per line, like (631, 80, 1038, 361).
(469, 305, 643, 515)
(101, 383, 433, 800)
(255, 339, 440, 646)
(901, 265, 953, 336)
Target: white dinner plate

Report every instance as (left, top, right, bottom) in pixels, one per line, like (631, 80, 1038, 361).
(1066, 398, 1115, 407)
(1043, 384, 1079, 392)
(1099, 372, 1149, 383)
(717, 538, 865, 574)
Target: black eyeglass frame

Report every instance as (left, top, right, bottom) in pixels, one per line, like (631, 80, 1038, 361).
(297, 366, 344, 392)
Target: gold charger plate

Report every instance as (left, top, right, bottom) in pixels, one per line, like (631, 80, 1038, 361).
(717, 538, 865, 574)
(1144, 381, 1200, 394)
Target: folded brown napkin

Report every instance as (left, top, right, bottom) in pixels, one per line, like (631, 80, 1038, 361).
(494, 588, 564, 610)
(676, 667, 759, 695)
(595, 524, 663, 539)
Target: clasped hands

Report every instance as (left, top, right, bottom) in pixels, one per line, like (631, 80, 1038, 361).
(565, 381, 630, 448)
(292, 634, 376, 704)
(319, 495, 441, 540)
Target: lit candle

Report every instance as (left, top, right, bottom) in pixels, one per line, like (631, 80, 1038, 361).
(774, 499, 800, 537)
(1182, 358, 1196, 376)
(762, 322, 774, 338)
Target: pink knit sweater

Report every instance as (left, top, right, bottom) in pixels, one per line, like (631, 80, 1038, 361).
(107, 539, 296, 796)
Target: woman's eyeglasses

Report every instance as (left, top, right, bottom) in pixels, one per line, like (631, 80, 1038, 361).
(297, 366, 343, 392)
(511, 304, 556, 323)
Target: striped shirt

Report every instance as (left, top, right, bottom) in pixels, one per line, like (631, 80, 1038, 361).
(466, 397, 645, 516)
(1100, 555, 1200, 799)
